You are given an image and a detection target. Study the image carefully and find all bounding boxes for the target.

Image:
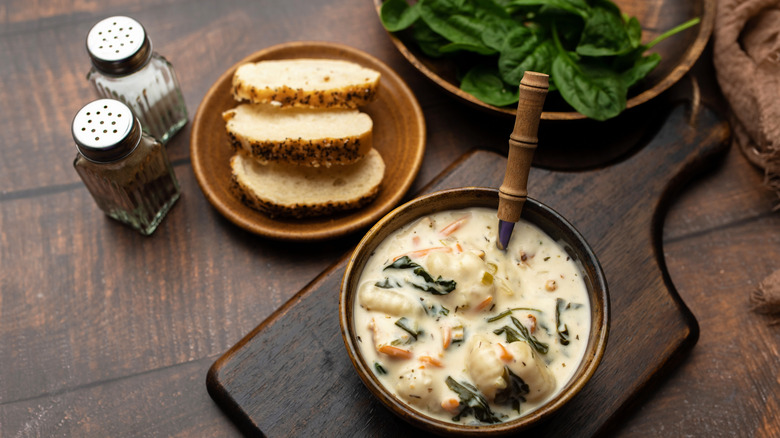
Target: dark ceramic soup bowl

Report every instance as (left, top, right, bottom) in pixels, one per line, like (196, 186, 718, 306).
(339, 187, 609, 436)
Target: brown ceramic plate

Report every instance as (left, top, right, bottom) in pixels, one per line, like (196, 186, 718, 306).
(373, 0, 715, 120)
(190, 41, 426, 240)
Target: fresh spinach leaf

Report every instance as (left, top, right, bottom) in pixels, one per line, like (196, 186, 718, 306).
(418, 0, 514, 55)
(576, 2, 635, 57)
(379, 0, 700, 120)
(498, 28, 556, 87)
(620, 52, 660, 88)
(461, 64, 519, 106)
(412, 20, 452, 58)
(480, 20, 517, 52)
(380, 0, 421, 32)
(625, 15, 642, 48)
(504, 0, 590, 19)
(552, 39, 627, 121)
(439, 41, 495, 54)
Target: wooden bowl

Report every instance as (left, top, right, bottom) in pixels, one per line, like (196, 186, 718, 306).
(339, 188, 610, 435)
(373, 0, 715, 120)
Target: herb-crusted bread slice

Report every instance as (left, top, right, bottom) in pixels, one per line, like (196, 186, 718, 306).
(223, 103, 373, 167)
(230, 148, 386, 218)
(232, 59, 381, 109)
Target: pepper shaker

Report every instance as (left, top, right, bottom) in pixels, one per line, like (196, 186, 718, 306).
(72, 99, 180, 235)
(86, 16, 187, 144)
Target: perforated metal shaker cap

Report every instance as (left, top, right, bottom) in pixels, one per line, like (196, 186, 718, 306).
(72, 99, 141, 162)
(86, 16, 152, 75)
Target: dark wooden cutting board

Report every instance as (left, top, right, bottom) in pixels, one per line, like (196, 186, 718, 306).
(206, 101, 730, 437)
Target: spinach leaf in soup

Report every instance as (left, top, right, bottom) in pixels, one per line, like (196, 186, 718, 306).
(375, 277, 402, 289)
(395, 317, 422, 340)
(491, 313, 550, 355)
(494, 324, 522, 343)
(510, 315, 549, 354)
(556, 298, 584, 346)
(445, 377, 502, 423)
(494, 367, 530, 411)
(383, 255, 457, 295)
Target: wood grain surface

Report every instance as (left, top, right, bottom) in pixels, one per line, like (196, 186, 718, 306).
(206, 100, 727, 437)
(1, 1, 779, 437)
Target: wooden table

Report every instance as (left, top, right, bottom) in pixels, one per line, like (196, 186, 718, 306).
(1, 1, 778, 437)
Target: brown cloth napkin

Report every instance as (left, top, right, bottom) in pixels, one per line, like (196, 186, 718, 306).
(752, 270, 780, 324)
(713, 0, 780, 320)
(714, 0, 780, 205)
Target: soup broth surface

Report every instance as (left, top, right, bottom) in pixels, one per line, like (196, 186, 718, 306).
(354, 207, 590, 424)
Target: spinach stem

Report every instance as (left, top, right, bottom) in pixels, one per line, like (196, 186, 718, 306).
(646, 17, 701, 50)
(551, 22, 564, 53)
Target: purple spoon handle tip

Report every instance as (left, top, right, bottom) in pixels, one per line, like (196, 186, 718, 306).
(497, 220, 515, 250)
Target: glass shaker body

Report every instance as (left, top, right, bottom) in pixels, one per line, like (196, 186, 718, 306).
(72, 99, 180, 235)
(86, 16, 187, 144)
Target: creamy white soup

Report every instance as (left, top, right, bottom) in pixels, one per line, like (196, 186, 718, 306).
(353, 207, 590, 425)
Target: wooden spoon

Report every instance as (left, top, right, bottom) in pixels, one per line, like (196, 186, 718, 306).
(497, 71, 549, 250)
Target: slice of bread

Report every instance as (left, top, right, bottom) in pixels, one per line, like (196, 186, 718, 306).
(232, 59, 381, 109)
(223, 103, 373, 167)
(230, 148, 386, 218)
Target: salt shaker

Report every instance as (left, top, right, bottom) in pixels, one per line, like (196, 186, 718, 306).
(72, 99, 180, 235)
(86, 16, 187, 144)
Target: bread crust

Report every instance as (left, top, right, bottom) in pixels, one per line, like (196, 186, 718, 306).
(232, 82, 379, 109)
(226, 126, 373, 168)
(230, 174, 380, 219)
(229, 152, 383, 218)
(231, 59, 381, 109)
(223, 59, 385, 218)
(223, 105, 373, 167)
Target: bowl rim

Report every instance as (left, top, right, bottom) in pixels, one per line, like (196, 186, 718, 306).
(339, 187, 610, 435)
